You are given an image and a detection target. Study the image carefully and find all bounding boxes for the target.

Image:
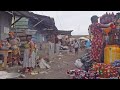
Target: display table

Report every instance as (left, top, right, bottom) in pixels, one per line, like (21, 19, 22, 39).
(0, 50, 12, 69)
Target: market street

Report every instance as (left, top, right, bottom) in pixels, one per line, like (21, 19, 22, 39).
(6, 49, 86, 79)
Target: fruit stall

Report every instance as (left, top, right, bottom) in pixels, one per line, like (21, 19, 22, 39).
(67, 12, 120, 79)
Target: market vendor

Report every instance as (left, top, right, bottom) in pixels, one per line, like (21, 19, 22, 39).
(115, 13, 120, 45)
(89, 15, 113, 63)
(7, 31, 21, 65)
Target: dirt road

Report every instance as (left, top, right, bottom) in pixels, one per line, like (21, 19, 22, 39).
(7, 49, 86, 79)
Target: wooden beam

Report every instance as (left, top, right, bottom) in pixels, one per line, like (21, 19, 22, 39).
(11, 16, 23, 26)
(5, 11, 13, 15)
(33, 19, 44, 27)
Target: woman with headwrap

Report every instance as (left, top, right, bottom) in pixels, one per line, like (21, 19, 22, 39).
(89, 15, 113, 62)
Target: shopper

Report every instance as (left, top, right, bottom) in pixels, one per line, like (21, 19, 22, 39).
(74, 39, 79, 55)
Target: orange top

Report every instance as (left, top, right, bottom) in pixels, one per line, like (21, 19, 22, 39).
(9, 31, 15, 36)
(103, 27, 111, 35)
(105, 45, 119, 47)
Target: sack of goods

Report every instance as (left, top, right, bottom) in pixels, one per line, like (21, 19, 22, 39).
(80, 52, 94, 71)
(111, 60, 120, 67)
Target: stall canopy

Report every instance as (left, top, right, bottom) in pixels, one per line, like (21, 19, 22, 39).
(79, 37, 89, 40)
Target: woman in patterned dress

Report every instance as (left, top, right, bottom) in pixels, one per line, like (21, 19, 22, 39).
(23, 35, 36, 73)
(89, 15, 113, 62)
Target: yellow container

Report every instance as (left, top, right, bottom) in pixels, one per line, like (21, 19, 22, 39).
(104, 45, 120, 64)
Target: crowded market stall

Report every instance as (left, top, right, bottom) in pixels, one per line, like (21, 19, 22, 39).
(67, 12, 120, 79)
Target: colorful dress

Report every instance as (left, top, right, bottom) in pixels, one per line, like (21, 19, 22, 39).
(89, 23, 104, 62)
(23, 41, 36, 68)
(8, 37, 20, 62)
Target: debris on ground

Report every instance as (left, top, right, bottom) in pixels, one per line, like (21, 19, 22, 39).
(74, 59, 83, 68)
(38, 58, 51, 69)
(0, 71, 21, 79)
(58, 53, 63, 57)
(59, 58, 61, 60)
(19, 74, 26, 78)
(30, 71, 39, 75)
(39, 71, 48, 74)
(49, 61, 54, 63)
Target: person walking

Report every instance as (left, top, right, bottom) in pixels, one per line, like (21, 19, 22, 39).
(74, 39, 79, 55)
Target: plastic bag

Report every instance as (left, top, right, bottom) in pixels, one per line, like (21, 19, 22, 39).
(74, 59, 83, 68)
(39, 58, 51, 69)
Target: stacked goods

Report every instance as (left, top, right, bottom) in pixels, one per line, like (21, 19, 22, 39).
(89, 63, 119, 79)
(100, 12, 115, 24)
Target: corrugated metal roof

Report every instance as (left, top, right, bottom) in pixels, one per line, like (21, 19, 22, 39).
(5, 11, 58, 31)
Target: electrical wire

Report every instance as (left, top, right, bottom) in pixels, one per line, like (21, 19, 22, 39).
(56, 11, 63, 30)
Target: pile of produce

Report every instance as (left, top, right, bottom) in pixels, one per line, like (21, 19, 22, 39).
(89, 63, 119, 79)
(67, 69, 88, 79)
(67, 63, 119, 79)
(67, 69, 99, 79)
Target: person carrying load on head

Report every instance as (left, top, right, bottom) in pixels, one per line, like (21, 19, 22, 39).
(7, 31, 21, 65)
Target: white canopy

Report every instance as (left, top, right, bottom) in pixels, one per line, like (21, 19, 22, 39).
(79, 37, 88, 40)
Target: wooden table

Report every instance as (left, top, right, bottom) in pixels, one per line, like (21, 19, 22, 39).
(0, 50, 12, 69)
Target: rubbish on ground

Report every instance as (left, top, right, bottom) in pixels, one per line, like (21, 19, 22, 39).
(49, 61, 54, 63)
(59, 58, 61, 60)
(58, 53, 63, 57)
(60, 46, 69, 50)
(0, 71, 21, 79)
(39, 58, 51, 69)
(30, 71, 39, 75)
(39, 71, 48, 74)
(19, 74, 26, 78)
(74, 59, 83, 68)
(63, 61, 67, 64)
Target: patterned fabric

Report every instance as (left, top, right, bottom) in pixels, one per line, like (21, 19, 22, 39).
(23, 40, 36, 68)
(8, 37, 20, 62)
(89, 23, 104, 62)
